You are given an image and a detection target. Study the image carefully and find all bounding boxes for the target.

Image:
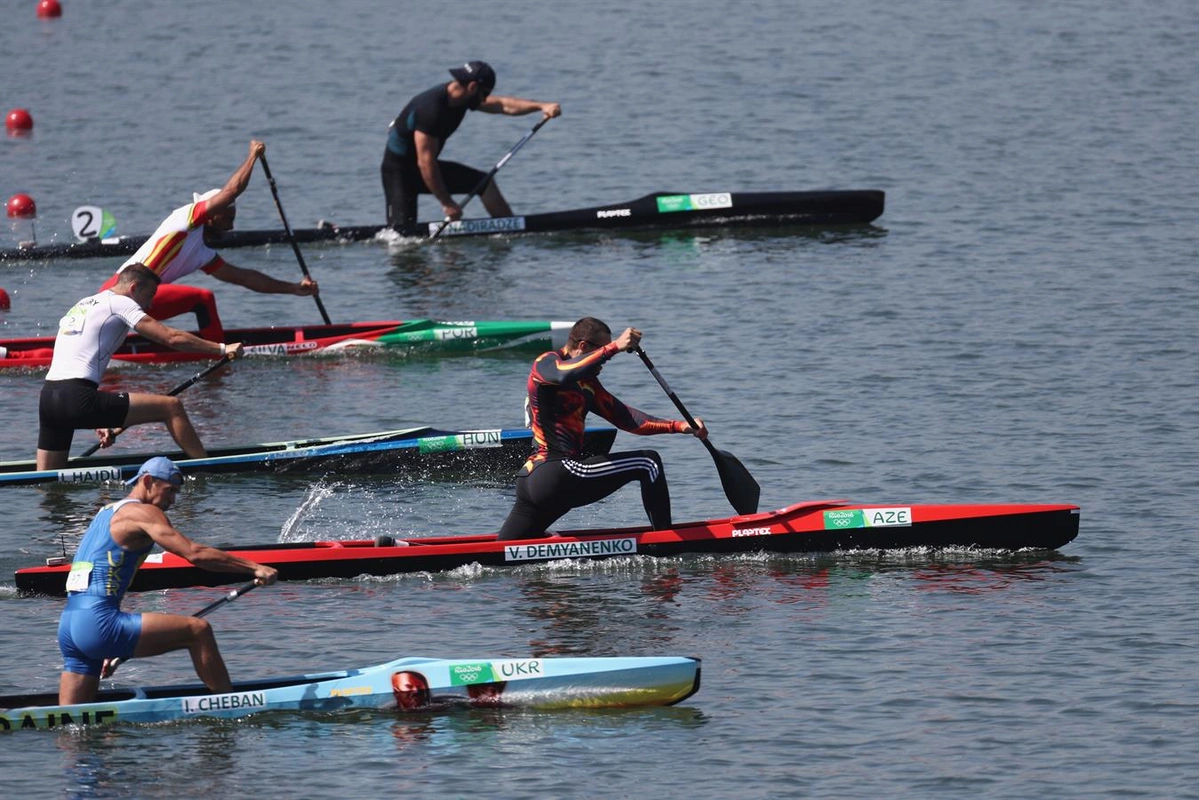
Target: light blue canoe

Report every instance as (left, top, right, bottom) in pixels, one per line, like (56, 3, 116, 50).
(0, 656, 701, 732)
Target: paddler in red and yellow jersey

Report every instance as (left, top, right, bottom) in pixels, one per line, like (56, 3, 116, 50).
(98, 140, 319, 341)
(496, 317, 708, 541)
(57, 457, 277, 706)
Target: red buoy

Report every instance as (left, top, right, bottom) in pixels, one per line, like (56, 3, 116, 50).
(6, 194, 37, 219)
(36, 0, 63, 18)
(6, 108, 33, 133)
(0, 288, 11, 310)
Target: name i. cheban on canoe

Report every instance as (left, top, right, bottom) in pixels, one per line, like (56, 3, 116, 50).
(504, 537, 637, 562)
(181, 691, 267, 714)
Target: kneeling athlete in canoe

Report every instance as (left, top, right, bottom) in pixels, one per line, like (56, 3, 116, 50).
(497, 317, 707, 540)
(97, 139, 318, 341)
(37, 264, 243, 470)
(58, 457, 277, 705)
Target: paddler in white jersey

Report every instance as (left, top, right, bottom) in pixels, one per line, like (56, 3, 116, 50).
(36, 264, 244, 470)
(97, 140, 319, 341)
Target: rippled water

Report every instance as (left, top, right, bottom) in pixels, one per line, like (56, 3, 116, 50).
(2, 1, 1198, 797)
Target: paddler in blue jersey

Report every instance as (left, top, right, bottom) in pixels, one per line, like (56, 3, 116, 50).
(381, 60, 561, 231)
(57, 457, 277, 705)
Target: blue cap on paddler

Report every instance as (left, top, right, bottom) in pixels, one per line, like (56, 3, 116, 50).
(126, 456, 184, 486)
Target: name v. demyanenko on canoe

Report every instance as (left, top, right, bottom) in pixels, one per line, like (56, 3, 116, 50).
(503, 536, 637, 562)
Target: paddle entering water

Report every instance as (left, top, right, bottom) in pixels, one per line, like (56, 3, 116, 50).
(428, 116, 553, 241)
(634, 347, 760, 515)
(258, 154, 332, 324)
(79, 353, 235, 458)
(102, 579, 260, 678)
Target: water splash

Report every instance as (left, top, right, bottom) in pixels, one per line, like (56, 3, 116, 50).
(279, 481, 339, 542)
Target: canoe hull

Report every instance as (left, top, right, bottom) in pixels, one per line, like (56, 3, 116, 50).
(0, 190, 884, 261)
(0, 426, 617, 487)
(0, 655, 701, 731)
(0, 319, 571, 370)
(15, 501, 1081, 596)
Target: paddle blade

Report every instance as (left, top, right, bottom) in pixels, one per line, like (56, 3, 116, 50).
(710, 447, 760, 515)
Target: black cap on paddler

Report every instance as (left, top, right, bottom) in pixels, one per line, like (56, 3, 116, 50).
(450, 60, 496, 96)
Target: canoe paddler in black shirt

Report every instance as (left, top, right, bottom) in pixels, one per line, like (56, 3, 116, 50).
(496, 318, 708, 541)
(381, 60, 561, 231)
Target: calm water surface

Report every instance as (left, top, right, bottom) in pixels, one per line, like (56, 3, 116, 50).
(2, 1, 1198, 797)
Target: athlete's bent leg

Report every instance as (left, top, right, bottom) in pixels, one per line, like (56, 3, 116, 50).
(58, 671, 101, 705)
(496, 473, 566, 540)
(634, 450, 671, 529)
(36, 448, 70, 470)
(568, 451, 672, 529)
(122, 393, 207, 458)
(146, 284, 224, 341)
(134, 612, 232, 694)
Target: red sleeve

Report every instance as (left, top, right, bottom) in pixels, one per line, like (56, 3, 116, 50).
(200, 254, 227, 275)
(188, 200, 209, 228)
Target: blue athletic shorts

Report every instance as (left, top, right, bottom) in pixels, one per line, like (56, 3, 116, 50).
(58, 595, 143, 677)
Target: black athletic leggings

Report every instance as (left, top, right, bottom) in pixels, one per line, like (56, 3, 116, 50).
(381, 155, 489, 230)
(38, 379, 130, 451)
(496, 450, 670, 541)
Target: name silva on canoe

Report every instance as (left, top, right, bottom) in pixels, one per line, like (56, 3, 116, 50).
(504, 537, 637, 562)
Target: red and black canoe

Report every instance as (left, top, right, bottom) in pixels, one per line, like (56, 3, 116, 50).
(14, 500, 1079, 596)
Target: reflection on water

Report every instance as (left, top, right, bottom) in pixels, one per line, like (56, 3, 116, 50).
(54, 723, 242, 799)
(509, 550, 1081, 650)
(388, 703, 708, 755)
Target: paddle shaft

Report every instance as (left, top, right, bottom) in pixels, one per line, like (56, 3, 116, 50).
(79, 354, 235, 458)
(634, 347, 721, 461)
(104, 580, 260, 677)
(634, 347, 761, 515)
(258, 154, 332, 324)
(428, 116, 552, 241)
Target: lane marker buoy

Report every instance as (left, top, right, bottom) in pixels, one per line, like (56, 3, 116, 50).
(6, 108, 33, 135)
(37, 0, 63, 19)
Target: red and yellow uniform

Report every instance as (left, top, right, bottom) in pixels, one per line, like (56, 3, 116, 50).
(98, 199, 227, 339)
